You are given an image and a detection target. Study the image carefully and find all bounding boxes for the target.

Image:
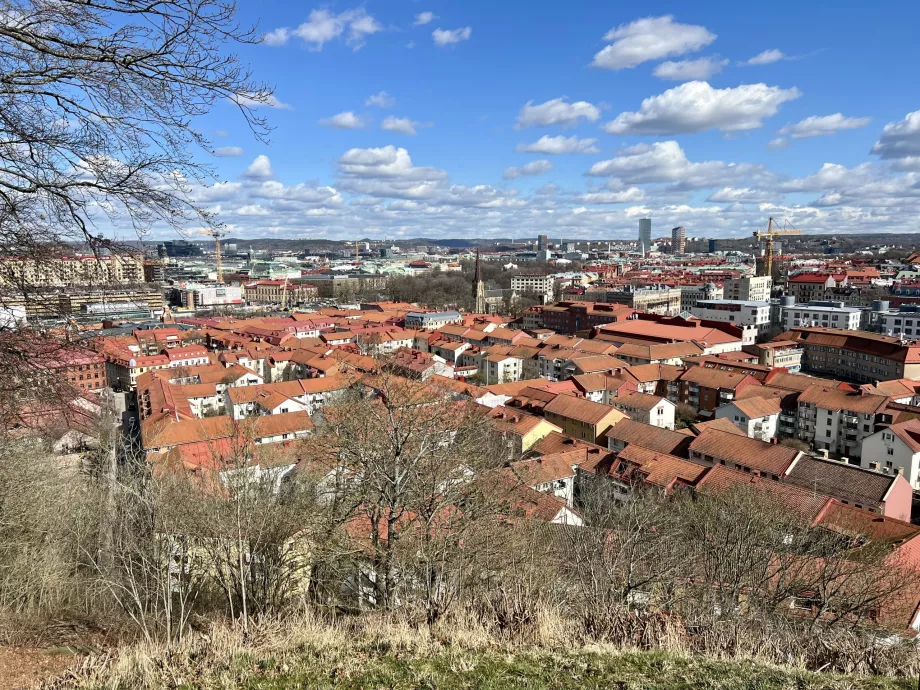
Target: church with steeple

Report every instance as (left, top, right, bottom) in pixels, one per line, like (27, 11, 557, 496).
(474, 249, 486, 314)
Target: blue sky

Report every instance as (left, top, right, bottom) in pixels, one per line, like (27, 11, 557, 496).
(159, 0, 920, 241)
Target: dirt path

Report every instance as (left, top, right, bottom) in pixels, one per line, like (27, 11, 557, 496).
(0, 646, 78, 690)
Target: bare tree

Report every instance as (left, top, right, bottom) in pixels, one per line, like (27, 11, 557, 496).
(317, 370, 508, 620)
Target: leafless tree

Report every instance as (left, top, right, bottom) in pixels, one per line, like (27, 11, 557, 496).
(316, 369, 509, 621)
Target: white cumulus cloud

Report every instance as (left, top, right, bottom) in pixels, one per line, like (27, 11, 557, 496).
(265, 9, 383, 51)
(382, 116, 423, 136)
(318, 111, 365, 129)
(592, 16, 716, 70)
(433, 26, 472, 46)
(365, 91, 395, 108)
(503, 159, 553, 179)
(587, 140, 762, 189)
(778, 113, 871, 139)
(653, 56, 728, 81)
(603, 81, 801, 135)
(516, 97, 601, 129)
(414, 11, 436, 26)
(871, 110, 920, 164)
(242, 155, 274, 180)
(515, 135, 600, 154)
(745, 49, 785, 65)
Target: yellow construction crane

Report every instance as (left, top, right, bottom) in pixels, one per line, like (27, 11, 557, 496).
(197, 229, 226, 283)
(753, 216, 801, 278)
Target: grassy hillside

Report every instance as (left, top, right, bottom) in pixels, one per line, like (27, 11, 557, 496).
(47, 621, 913, 690)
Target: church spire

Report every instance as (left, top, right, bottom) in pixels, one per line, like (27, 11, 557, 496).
(474, 248, 486, 313)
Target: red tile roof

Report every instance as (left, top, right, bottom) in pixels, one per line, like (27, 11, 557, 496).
(689, 428, 800, 477)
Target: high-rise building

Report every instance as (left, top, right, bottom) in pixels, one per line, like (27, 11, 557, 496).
(708, 239, 720, 253)
(671, 226, 686, 254)
(537, 234, 548, 251)
(638, 218, 652, 254)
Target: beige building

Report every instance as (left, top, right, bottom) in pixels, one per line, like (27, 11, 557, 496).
(0, 254, 145, 287)
(244, 280, 318, 304)
(723, 276, 772, 302)
(543, 395, 627, 445)
(605, 285, 682, 315)
(779, 327, 920, 382)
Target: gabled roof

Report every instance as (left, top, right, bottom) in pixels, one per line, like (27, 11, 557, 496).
(817, 502, 920, 546)
(786, 455, 900, 507)
(543, 395, 627, 426)
(605, 419, 693, 456)
(696, 465, 831, 521)
(689, 428, 800, 477)
(885, 419, 920, 453)
(678, 366, 759, 391)
(487, 406, 560, 437)
(797, 385, 889, 414)
(612, 390, 668, 412)
(510, 452, 580, 487)
(731, 396, 783, 419)
(690, 417, 747, 436)
(614, 444, 708, 490)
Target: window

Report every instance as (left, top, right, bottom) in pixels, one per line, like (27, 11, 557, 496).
(887, 447, 894, 456)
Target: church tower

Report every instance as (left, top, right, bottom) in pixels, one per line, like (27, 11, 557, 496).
(474, 248, 486, 314)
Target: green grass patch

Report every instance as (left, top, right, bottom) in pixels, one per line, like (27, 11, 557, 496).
(236, 647, 913, 690)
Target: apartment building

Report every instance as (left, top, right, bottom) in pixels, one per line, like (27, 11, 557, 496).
(752, 341, 803, 372)
(875, 304, 920, 338)
(679, 282, 723, 312)
(0, 254, 144, 287)
(714, 396, 782, 442)
(35, 346, 108, 393)
(723, 276, 772, 302)
(786, 273, 846, 303)
(795, 384, 890, 460)
(243, 280, 318, 305)
(608, 390, 676, 430)
(540, 301, 635, 334)
(690, 299, 772, 344)
(511, 273, 555, 302)
(604, 285, 682, 315)
(543, 395, 627, 445)
(676, 366, 761, 415)
(781, 300, 864, 331)
(778, 327, 920, 382)
(404, 310, 463, 330)
(861, 420, 920, 489)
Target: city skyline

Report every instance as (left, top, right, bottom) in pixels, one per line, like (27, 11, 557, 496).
(121, 1, 920, 242)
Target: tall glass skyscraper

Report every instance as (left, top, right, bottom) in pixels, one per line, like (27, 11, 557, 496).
(638, 218, 652, 254)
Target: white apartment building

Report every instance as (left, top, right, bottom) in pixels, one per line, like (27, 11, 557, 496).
(781, 300, 864, 331)
(860, 421, 920, 488)
(875, 305, 920, 338)
(723, 276, 772, 302)
(404, 310, 462, 330)
(690, 299, 772, 344)
(511, 273, 555, 302)
(609, 391, 676, 430)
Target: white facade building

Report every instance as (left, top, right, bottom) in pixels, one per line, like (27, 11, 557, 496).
(860, 421, 920, 488)
(690, 299, 772, 344)
(511, 274, 555, 302)
(875, 305, 920, 338)
(782, 301, 864, 331)
(724, 276, 772, 302)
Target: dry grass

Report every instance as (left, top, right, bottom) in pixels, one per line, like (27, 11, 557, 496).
(41, 607, 915, 690)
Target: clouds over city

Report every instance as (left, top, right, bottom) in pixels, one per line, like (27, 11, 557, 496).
(151, 10, 920, 240)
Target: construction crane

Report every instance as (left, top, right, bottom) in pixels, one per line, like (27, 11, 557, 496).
(197, 229, 226, 283)
(753, 216, 801, 278)
(279, 274, 289, 311)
